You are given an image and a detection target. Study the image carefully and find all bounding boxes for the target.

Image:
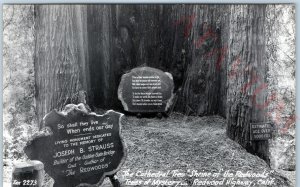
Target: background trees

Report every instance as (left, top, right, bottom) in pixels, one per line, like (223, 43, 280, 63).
(3, 5, 36, 165)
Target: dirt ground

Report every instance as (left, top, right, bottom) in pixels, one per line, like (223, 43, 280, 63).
(102, 113, 293, 187)
(3, 113, 294, 187)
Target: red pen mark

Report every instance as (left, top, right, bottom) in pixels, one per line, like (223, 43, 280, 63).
(195, 28, 217, 49)
(241, 72, 260, 94)
(173, 13, 196, 39)
(281, 114, 297, 133)
(216, 47, 228, 71)
(229, 56, 242, 79)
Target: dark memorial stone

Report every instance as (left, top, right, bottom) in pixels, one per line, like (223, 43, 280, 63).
(24, 104, 126, 187)
(250, 122, 273, 141)
(118, 67, 174, 113)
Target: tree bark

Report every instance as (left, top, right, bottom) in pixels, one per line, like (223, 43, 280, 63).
(34, 5, 90, 125)
(225, 5, 269, 163)
(180, 5, 229, 116)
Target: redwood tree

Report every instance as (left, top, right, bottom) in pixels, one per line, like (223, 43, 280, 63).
(34, 5, 90, 124)
(225, 5, 269, 163)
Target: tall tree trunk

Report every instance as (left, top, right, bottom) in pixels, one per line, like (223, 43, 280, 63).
(226, 5, 269, 163)
(34, 5, 89, 125)
(181, 5, 228, 116)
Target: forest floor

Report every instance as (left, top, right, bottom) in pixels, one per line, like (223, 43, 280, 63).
(104, 113, 294, 187)
(3, 113, 295, 187)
